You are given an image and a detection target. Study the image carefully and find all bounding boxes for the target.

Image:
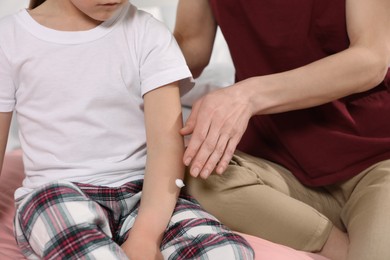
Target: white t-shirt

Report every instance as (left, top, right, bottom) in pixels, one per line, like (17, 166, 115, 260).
(0, 2, 193, 199)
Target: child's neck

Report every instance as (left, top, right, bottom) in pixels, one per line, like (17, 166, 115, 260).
(28, 0, 102, 31)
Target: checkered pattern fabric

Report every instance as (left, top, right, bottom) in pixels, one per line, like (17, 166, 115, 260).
(14, 180, 254, 259)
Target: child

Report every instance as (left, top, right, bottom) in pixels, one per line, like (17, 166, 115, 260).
(0, 0, 254, 259)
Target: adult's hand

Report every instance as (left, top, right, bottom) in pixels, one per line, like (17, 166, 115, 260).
(180, 86, 252, 179)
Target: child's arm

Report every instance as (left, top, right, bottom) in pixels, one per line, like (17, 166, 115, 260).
(0, 112, 12, 177)
(121, 82, 185, 259)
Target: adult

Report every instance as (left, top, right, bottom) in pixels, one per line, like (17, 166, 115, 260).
(174, 0, 390, 260)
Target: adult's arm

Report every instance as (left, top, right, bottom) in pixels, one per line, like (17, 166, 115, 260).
(121, 82, 185, 259)
(174, 0, 217, 78)
(0, 112, 12, 177)
(180, 0, 390, 179)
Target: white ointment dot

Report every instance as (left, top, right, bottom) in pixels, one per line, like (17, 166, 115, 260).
(175, 179, 185, 188)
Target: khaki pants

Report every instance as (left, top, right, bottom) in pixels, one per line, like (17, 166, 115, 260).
(185, 151, 390, 260)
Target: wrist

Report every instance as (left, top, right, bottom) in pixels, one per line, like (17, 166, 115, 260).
(231, 78, 258, 117)
(131, 212, 166, 242)
(130, 222, 163, 245)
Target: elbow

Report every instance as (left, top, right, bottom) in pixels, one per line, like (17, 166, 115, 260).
(182, 50, 210, 78)
(173, 32, 212, 79)
(357, 49, 390, 92)
(191, 61, 210, 79)
(191, 69, 203, 79)
(369, 55, 389, 88)
(371, 41, 390, 86)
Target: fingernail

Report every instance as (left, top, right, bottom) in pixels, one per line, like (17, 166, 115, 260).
(192, 167, 199, 177)
(184, 157, 192, 166)
(201, 169, 209, 179)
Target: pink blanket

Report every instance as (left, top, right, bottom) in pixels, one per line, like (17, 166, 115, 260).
(0, 150, 328, 259)
(0, 150, 25, 259)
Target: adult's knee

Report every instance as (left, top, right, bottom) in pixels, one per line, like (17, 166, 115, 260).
(184, 173, 231, 208)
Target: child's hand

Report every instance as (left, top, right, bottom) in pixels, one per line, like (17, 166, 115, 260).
(121, 231, 163, 260)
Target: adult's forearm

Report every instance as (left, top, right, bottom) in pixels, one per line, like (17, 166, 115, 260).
(238, 46, 389, 117)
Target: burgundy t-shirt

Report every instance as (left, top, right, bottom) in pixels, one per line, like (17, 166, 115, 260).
(209, 0, 390, 186)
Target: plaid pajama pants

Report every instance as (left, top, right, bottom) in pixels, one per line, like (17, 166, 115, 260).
(14, 180, 254, 260)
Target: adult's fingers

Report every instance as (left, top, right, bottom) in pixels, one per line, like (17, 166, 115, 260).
(182, 101, 213, 170)
(199, 132, 230, 178)
(215, 136, 239, 174)
(180, 99, 201, 136)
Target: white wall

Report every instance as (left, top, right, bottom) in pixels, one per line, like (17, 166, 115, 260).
(0, 0, 29, 17)
(132, 0, 178, 6)
(133, 0, 178, 30)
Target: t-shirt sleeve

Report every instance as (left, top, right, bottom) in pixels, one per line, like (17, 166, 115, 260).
(0, 46, 15, 112)
(137, 15, 194, 97)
